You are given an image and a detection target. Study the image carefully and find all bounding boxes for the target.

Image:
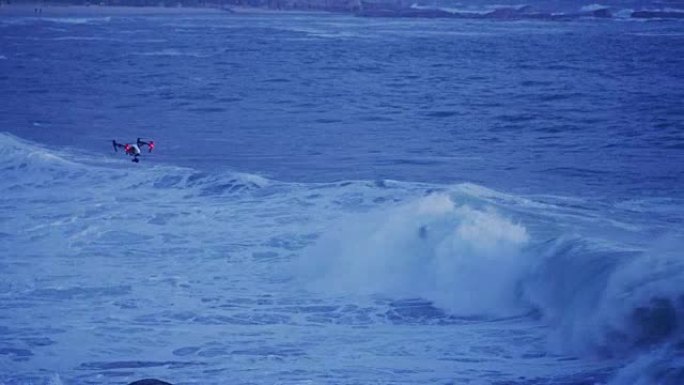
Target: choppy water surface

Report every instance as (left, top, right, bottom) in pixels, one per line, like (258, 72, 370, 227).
(0, 10, 683, 385)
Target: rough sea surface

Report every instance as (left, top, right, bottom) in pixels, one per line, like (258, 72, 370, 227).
(1, 8, 683, 385)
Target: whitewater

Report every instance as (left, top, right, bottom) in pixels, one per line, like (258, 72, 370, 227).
(1, 7, 683, 385)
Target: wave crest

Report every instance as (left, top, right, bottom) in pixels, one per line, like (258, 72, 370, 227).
(300, 193, 531, 317)
(0, 133, 268, 197)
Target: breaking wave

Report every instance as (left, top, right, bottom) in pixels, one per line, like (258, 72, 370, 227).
(2, 132, 682, 384)
(298, 179, 684, 383)
(0, 133, 268, 198)
(300, 193, 532, 316)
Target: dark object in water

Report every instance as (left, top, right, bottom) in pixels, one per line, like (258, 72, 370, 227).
(631, 297, 679, 347)
(631, 10, 684, 19)
(128, 380, 173, 385)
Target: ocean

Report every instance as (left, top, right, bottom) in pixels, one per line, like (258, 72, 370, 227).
(0, 7, 683, 385)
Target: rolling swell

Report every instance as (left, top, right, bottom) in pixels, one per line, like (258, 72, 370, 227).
(525, 236, 684, 356)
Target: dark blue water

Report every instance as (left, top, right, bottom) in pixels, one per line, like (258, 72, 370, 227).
(1, 9, 683, 385)
(2, 13, 682, 198)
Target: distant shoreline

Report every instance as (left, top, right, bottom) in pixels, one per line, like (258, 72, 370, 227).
(0, 3, 331, 16)
(0, 3, 227, 16)
(1, 2, 682, 20)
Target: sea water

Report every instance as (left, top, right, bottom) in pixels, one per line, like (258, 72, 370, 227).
(0, 9, 683, 385)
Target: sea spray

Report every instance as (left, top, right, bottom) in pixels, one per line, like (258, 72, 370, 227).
(300, 193, 531, 317)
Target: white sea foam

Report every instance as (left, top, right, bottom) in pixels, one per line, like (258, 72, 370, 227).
(1, 133, 681, 384)
(42, 16, 112, 25)
(135, 48, 208, 58)
(46, 374, 65, 385)
(580, 4, 610, 12)
(300, 193, 531, 316)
